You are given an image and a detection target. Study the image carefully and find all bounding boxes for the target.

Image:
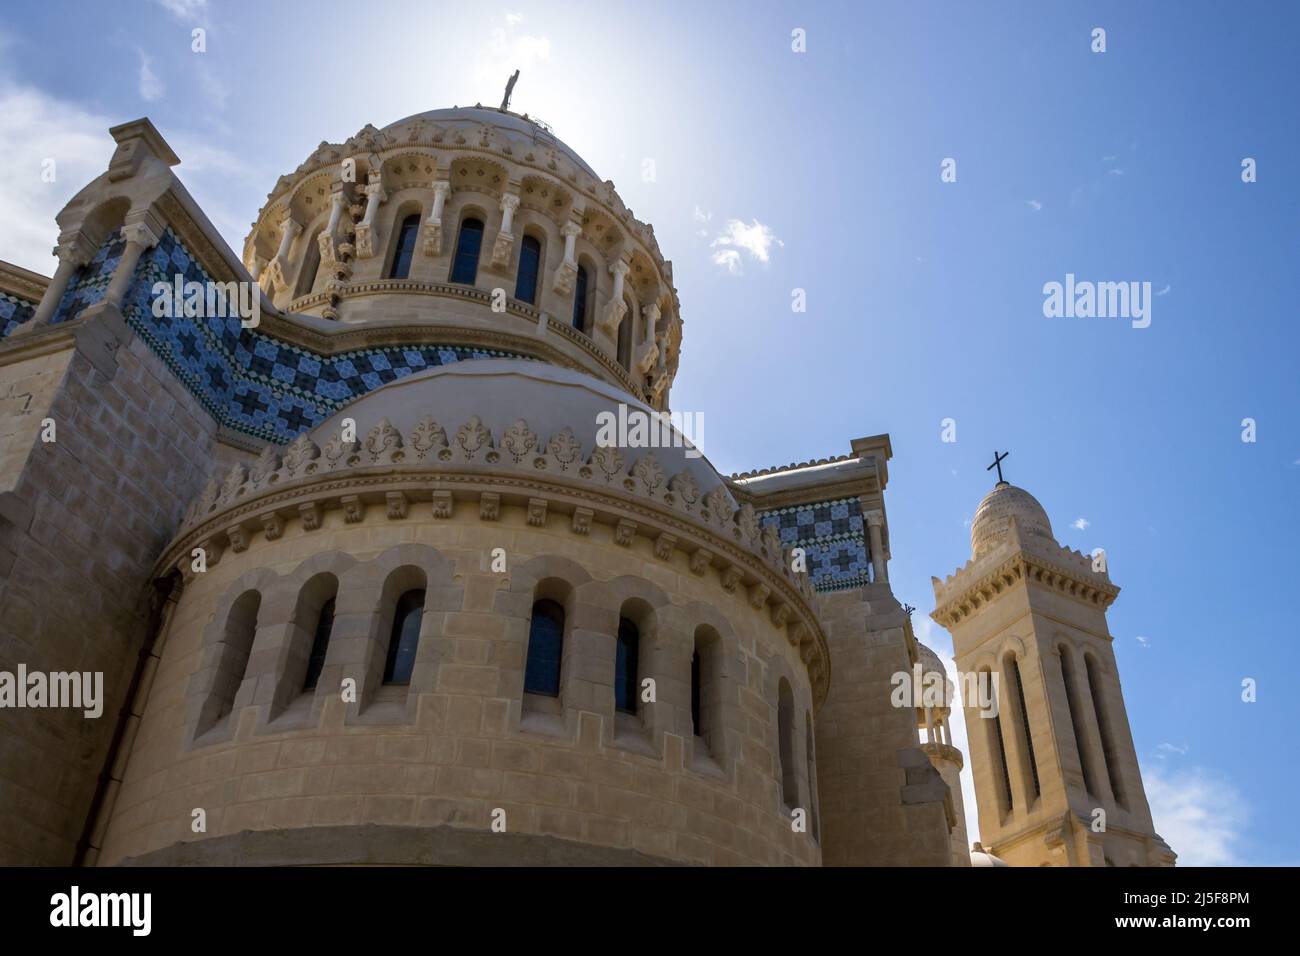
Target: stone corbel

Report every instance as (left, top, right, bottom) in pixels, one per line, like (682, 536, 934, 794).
(490, 192, 520, 270)
(596, 259, 630, 338)
(353, 169, 387, 258)
(421, 180, 451, 256)
(551, 221, 582, 294)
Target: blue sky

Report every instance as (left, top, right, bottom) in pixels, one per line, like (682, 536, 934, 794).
(1, 0, 1296, 865)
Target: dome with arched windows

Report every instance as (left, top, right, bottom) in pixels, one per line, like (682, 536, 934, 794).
(241, 106, 682, 411)
(969, 481, 1055, 558)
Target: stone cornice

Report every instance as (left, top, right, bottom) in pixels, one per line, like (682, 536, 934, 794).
(931, 548, 1120, 629)
(158, 416, 830, 707)
(0, 261, 49, 304)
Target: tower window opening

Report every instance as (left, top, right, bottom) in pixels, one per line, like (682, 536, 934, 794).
(383, 589, 425, 685)
(524, 598, 564, 697)
(615, 617, 639, 714)
(1012, 658, 1041, 799)
(388, 214, 420, 280)
(450, 217, 484, 285)
(572, 264, 589, 331)
(515, 234, 541, 304)
(1087, 655, 1128, 807)
(303, 597, 334, 690)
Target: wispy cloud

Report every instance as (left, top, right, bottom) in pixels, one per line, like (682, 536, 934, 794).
(1026, 199, 1042, 211)
(709, 218, 782, 274)
(1157, 742, 1189, 756)
(1136, 635, 1150, 648)
(1072, 517, 1089, 530)
(1145, 766, 1248, 865)
(1155, 284, 1171, 296)
(152, 0, 208, 17)
(136, 48, 163, 102)
(692, 205, 712, 238)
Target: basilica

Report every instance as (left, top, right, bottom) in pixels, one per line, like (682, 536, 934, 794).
(0, 105, 1173, 867)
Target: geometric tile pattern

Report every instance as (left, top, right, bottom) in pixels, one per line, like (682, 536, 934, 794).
(0, 290, 37, 339)
(42, 225, 532, 444)
(758, 496, 871, 591)
(50, 227, 125, 325)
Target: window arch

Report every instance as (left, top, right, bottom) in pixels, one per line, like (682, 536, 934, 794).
(296, 232, 322, 298)
(777, 678, 797, 808)
(1010, 655, 1041, 799)
(383, 589, 425, 685)
(303, 597, 335, 690)
(524, 598, 564, 697)
(615, 617, 640, 714)
(199, 589, 261, 735)
(515, 233, 542, 304)
(1059, 645, 1098, 797)
(1086, 654, 1127, 807)
(572, 263, 590, 330)
(388, 213, 420, 279)
(985, 667, 1014, 815)
(450, 217, 484, 285)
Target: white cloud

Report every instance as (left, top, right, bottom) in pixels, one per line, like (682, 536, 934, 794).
(1026, 199, 1042, 211)
(1072, 517, 1089, 530)
(151, 0, 208, 18)
(1155, 284, 1170, 296)
(0, 81, 116, 273)
(1136, 634, 1150, 648)
(136, 48, 163, 102)
(711, 248, 742, 274)
(1157, 742, 1189, 756)
(1107, 168, 1125, 176)
(1144, 766, 1248, 866)
(505, 12, 525, 27)
(476, 18, 552, 93)
(709, 217, 782, 273)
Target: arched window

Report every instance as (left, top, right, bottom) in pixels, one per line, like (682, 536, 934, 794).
(1060, 646, 1097, 796)
(296, 234, 321, 298)
(1086, 655, 1127, 806)
(1011, 657, 1041, 798)
(616, 297, 634, 370)
(572, 264, 589, 330)
(986, 669, 1014, 814)
(303, 597, 334, 690)
(200, 589, 260, 735)
(615, 617, 639, 714)
(383, 589, 425, 685)
(450, 217, 484, 285)
(525, 598, 564, 697)
(388, 214, 420, 280)
(777, 679, 797, 808)
(515, 234, 542, 304)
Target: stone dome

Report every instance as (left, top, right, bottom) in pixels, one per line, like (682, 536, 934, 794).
(382, 107, 600, 179)
(969, 482, 1054, 558)
(304, 357, 733, 507)
(969, 842, 1010, 867)
(915, 642, 954, 711)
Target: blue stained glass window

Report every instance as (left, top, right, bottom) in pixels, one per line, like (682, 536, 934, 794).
(524, 599, 564, 696)
(515, 235, 541, 304)
(450, 218, 484, 285)
(615, 617, 639, 714)
(384, 589, 425, 685)
(388, 215, 420, 279)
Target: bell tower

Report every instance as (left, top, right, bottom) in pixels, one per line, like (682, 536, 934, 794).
(930, 464, 1174, 867)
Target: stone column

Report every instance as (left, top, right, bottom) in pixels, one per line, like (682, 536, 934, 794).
(319, 187, 347, 263)
(102, 221, 161, 311)
(634, 302, 661, 375)
(23, 232, 95, 330)
(265, 213, 303, 292)
(864, 510, 888, 583)
(552, 220, 581, 294)
(597, 259, 630, 338)
(490, 193, 520, 269)
(354, 171, 386, 258)
(421, 180, 451, 256)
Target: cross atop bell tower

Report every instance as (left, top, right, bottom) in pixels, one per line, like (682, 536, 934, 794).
(986, 449, 1010, 484)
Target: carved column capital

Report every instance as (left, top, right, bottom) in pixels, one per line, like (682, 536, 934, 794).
(560, 221, 582, 239)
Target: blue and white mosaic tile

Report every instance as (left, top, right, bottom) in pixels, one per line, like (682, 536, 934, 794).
(0, 291, 36, 338)
(50, 228, 124, 324)
(758, 496, 871, 592)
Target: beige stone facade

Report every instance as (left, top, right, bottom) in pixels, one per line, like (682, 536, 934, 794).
(0, 103, 1170, 868)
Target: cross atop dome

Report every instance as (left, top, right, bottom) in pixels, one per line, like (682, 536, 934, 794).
(986, 449, 1010, 485)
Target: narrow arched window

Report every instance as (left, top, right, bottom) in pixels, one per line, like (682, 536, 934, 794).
(615, 617, 639, 714)
(525, 598, 564, 697)
(388, 214, 420, 279)
(777, 679, 797, 808)
(515, 234, 542, 304)
(303, 597, 334, 690)
(1011, 657, 1041, 798)
(215, 591, 260, 722)
(384, 589, 425, 685)
(572, 264, 589, 330)
(450, 217, 484, 285)
(296, 234, 321, 297)
(1060, 646, 1097, 797)
(1086, 655, 1127, 806)
(986, 669, 1014, 814)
